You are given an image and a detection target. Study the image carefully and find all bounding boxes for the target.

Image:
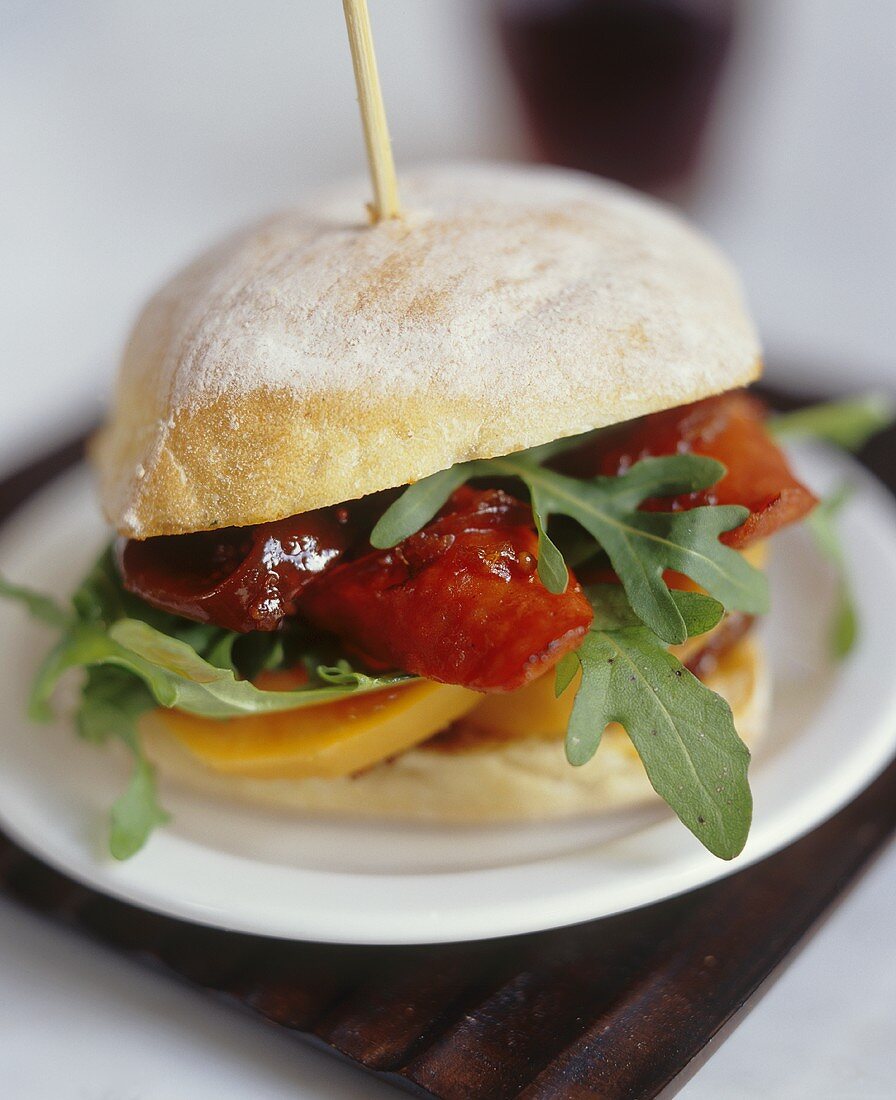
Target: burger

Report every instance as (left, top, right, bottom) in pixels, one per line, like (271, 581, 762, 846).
(3, 164, 818, 860)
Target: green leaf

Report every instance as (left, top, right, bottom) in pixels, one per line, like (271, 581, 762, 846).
(516, 431, 597, 465)
(314, 658, 389, 688)
(77, 664, 167, 859)
(529, 483, 569, 593)
(30, 618, 413, 723)
(18, 584, 410, 860)
(593, 454, 727, 509)
(28, 636, 82, 722)
(0, 574, 72, 628)
(76, 667, 156, 745)
(368, 446, 767, 645)
(71, 546, 129, 624)
(566, 625, 752, 859)
(489, 453, 767, 644)
(205, 632, 239, 673)
(4, 438, 768, 862)
(554, 652, 579, 697)
(587, 584, 725, 637)
(222, 631, 290, 679)
(769, 394, 895, 451)
(807, 485, 858, 659)
(71, 546, 228, 657)
(109, 756, 170, 861)
(370, 465, 474, 548)
(11, 542, 417, 728)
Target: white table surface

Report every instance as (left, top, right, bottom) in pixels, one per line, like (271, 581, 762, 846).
(1, 3, 894, 1097)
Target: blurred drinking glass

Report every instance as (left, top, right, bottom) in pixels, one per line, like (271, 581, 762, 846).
(496, 0, 737, 199)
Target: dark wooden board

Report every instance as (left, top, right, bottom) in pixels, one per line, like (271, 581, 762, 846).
(0, 390, 894, 1100)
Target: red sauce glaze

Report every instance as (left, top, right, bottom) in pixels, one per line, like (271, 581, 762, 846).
(300, 488, 594, 692)
(118, 510, 353, 633)
(557, 391, 817, 547)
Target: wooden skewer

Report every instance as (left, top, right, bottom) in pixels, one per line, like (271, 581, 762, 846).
(342, 0, 402, 223)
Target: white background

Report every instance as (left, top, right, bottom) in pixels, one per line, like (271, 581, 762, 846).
(1, 2, 894, 1097)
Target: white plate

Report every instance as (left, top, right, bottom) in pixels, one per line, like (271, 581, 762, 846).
(0, 445, 895, 944)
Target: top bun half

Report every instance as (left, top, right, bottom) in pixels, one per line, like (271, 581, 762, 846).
(92, 163, 761, 539)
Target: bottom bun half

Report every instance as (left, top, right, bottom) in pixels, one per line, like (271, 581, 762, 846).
(142, 638, 769, 823)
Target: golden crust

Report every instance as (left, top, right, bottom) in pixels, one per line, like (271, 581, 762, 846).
(92, 163, 761, 538)
(141, 637, 768, 823)
(92, 379, 760, 538)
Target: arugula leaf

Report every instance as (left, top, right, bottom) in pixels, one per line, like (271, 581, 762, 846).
(587, 584, 725, 636)
(76, 666, 156, 744)
(484, 454, 766, 644)
(569, 629, 751, 859)
(71, 546, 129, 623)
(76, 665, 167, 859)
(371, 450, 767, 645)
(6, 544, 413, 731)
(367, 431, 595, 551)
(205, 632, 239, 674)
(808, 486, 858, 659)
(72, 546, 230, 655)
(554, 652, 580, 698)
(28, 618, 412, 724)
(529, 493, 569, 594)
(1, 397, 802, 862)
(769, 394, 895, 451)
(7, 562, 411, 858)
(769, 395, 890, 658)
(566, 586, 751, 859)
(314, 659, 392, 687)
(221, 631, 289, 680)
(0, 575, 72, 628)
(1, 538, 422, 860)
(109, 756, 170, 861)
(370, 465, 475, 547)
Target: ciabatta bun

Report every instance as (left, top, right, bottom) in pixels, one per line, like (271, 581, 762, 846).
(92, 163, 760, 539)
(141, 637, 767, 823)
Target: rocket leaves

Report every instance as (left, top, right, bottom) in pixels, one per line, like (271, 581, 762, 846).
(371, 448, 768, 644)
(769, 393, 895, 452)
(28, 618, 413, 725)
(768, 393, 896, 661)
(1, 550, 415, 860)
(109, 755, 171, 861)
(568, 628, 751, 859)
(76, 667, 170, 860)
(369, 438, 763, 857)
(560, 586, 752, 859)
(493, 452, 767, 643)
(13, 391, 862, 864)
(807, 486, 858, 659)
(370, 464, 476, 546)
(0, 575, 72, 629)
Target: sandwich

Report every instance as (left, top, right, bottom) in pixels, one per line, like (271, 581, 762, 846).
(2, 163, 821, 860)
